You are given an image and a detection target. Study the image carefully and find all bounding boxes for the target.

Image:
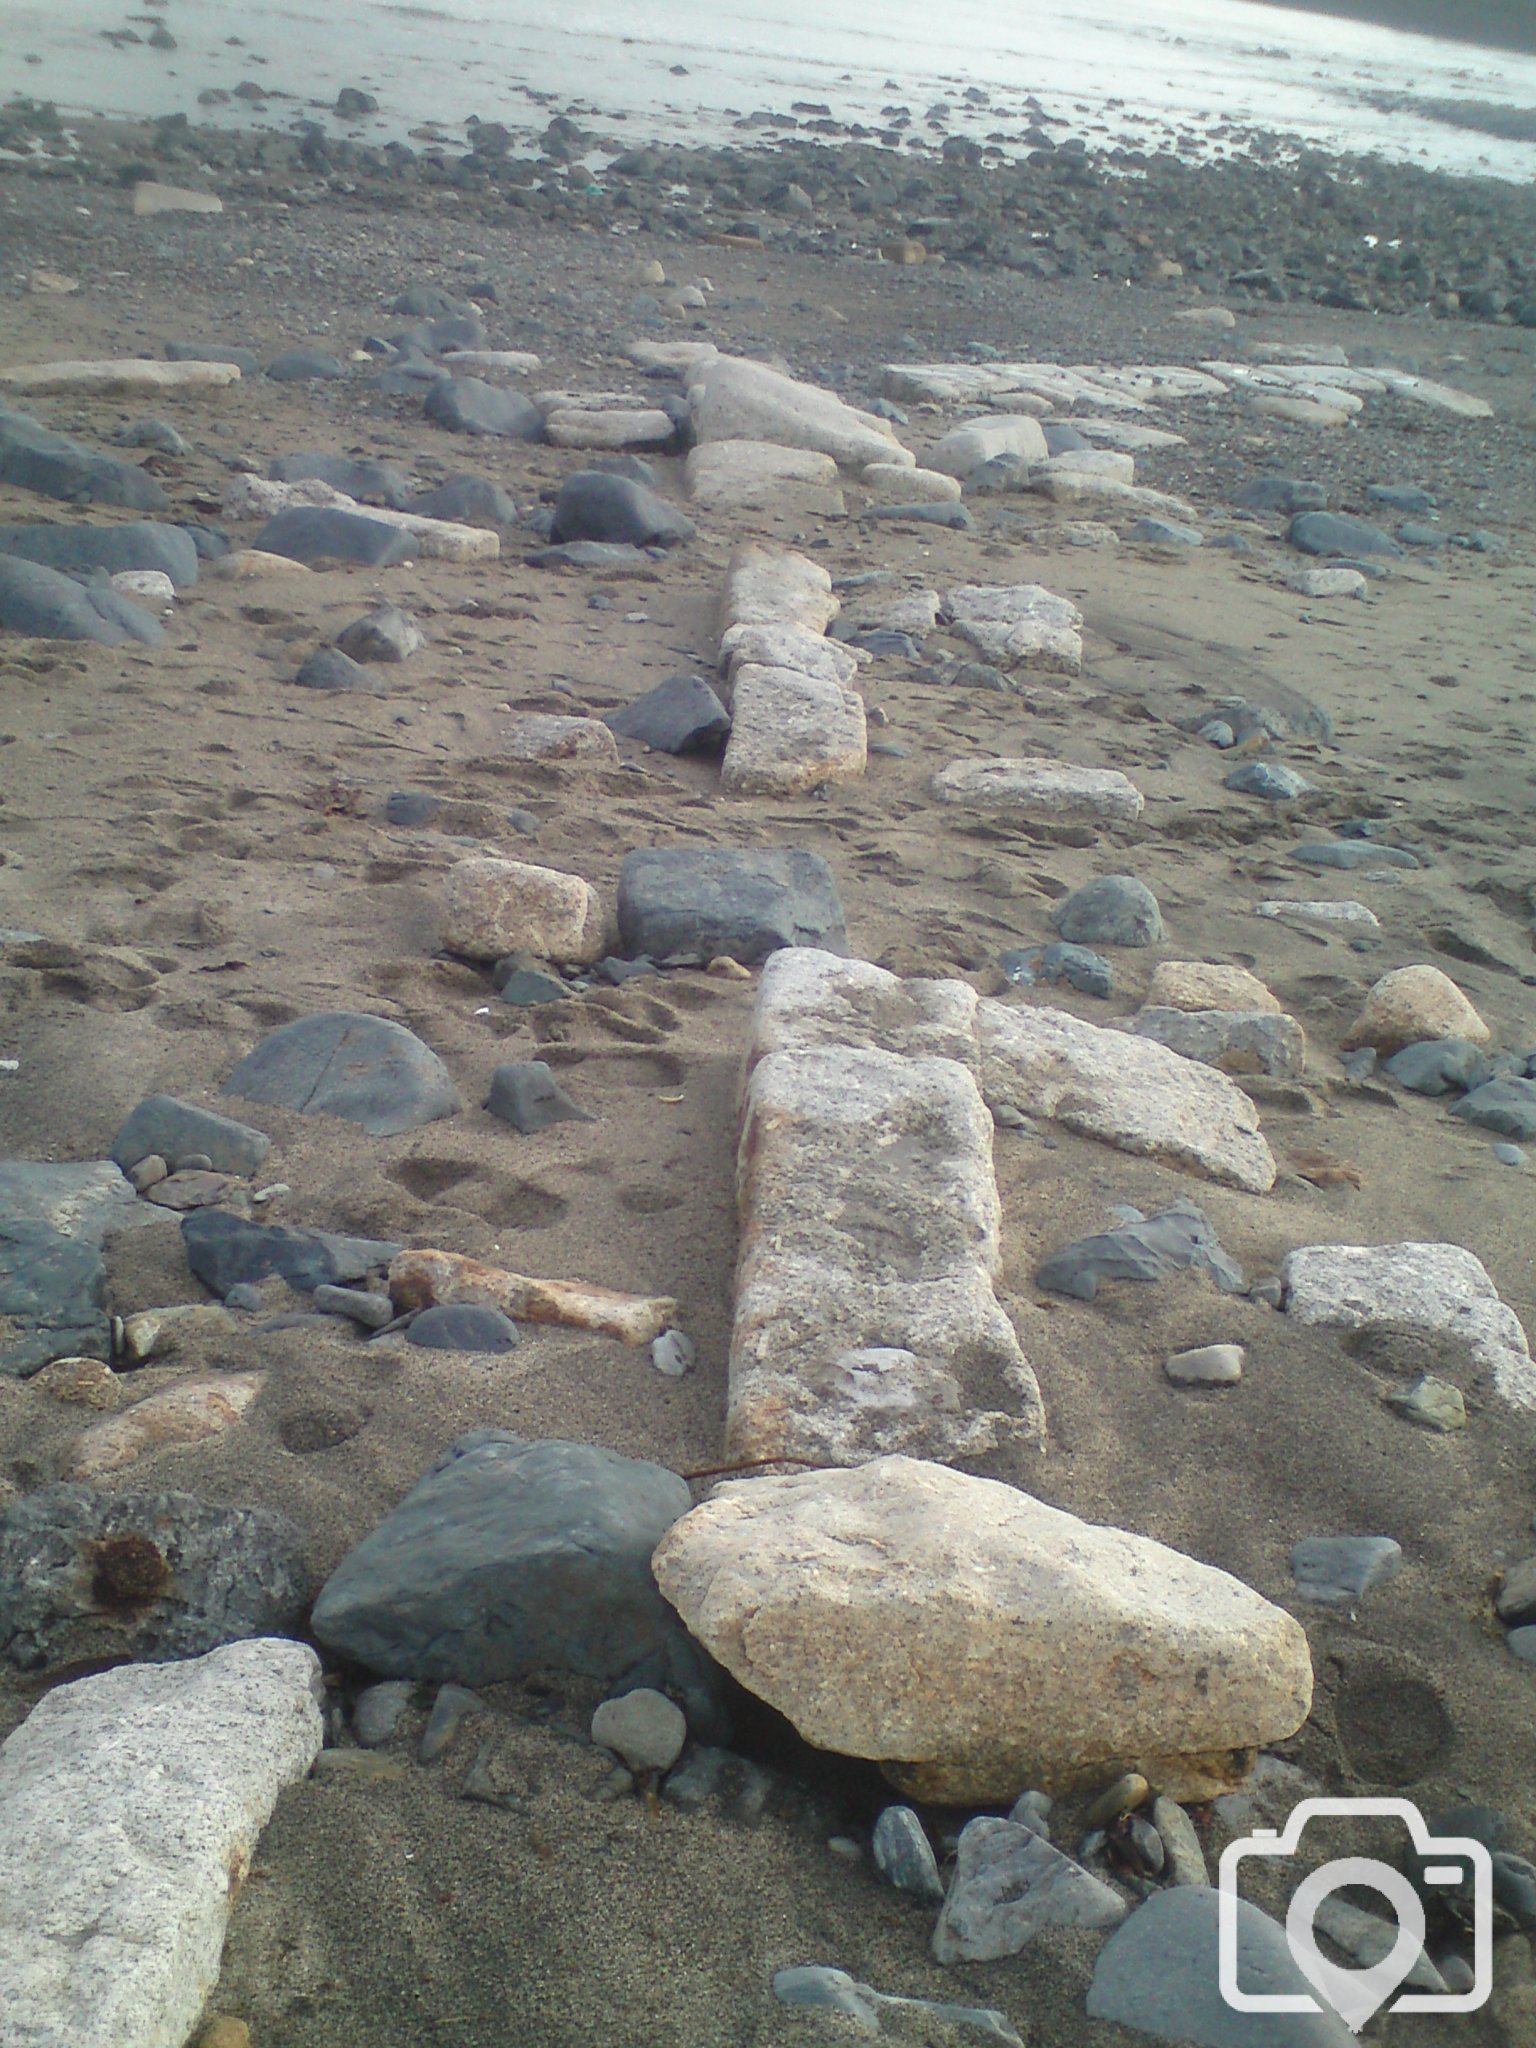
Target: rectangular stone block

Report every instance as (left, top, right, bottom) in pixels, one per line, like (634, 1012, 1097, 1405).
(721, 664, 867, 797)
(944, 584, 1083, 674)
(720, 542, 839, 637)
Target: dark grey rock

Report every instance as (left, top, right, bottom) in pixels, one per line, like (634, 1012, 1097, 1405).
(0, 405, 168, 510)
(617, 847, 848, 965)
(1225, 760, 1308, 800)
(419, 1683, 487, 1762)
(1383, 1040, 1491, 1097)
(525, 541, 652, 571)
(409, 476, 517, 524)
(1294, 840, 1419, 870)
(310, 1432, 718, 1723)
(1290, 510, 1403, 559)
(165, 340, 262, 375)
(270, 454, 413, 509)
(662, 1745, 774, 1821)
(1037, 1201, 1243, 1303)
(391, 286, 478, 321)
(1049, 875, 1163, 948)
(0, 521, 200, 589)
(407, 1304, 521, 1353)
(1452, 1077, 1536, 1140)
(0, 555, 163, 646)
(266, 348, 346, 382)
(1398, 521, 1443, 549)
(1495, 1852, 1536, 1929)
(486, 1061, 594, 1133)
(605, 673, 730, 754)
(1088, 1885, 1354, 2046)
(312, 1283, 394, 1329)
(1230, 477, 1326, 516)
(114, 418, 188, 455)
(933, 1817, 1126, 1962)
(111, 1094, 270, 1177)
(295, 646, 382, 693)
(1130, 517, 1202, 547)
(1290, 1535, 1402, 1607)
(843, 627, 921, 659)
(335, 605, 423, 663)
(255, 507, 416, 568)
(1496, 1558, 1536, 1628)
(181, 1209, 401, 1298)
(424, 376, 544, 439)
(1508, 1626, 1536, 1665)
(353, 1678, 413, 1747)
(867, 501, 974, 529)
(0, 1220, 107, 1375)
(223, 1011, 459, 1136)
(384, 790, 442, 827)
(872, 1805, 945, 1904)
(181, 522, 231, 561)
(497, 967, 569, 1006)
(0, 1483, 309, 1671)
(1000, 943, 1112, 998)
(1367, 484, 1435, 517)
(550, 471, 694, 548)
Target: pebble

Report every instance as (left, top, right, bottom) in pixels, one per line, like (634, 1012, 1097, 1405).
(1165, 1343, 1243, 1387)
(591, 1687, 687, 1774)
(1386, 1374, 1467, 1431)
(1225, 760, 1308, 800)
(1496, 1143, 1528, 1167)
(406, 1304, 521, 1353)
(1508, 1627, 1536, 1666)
(1083, 1772, 1150, 1828)
(1290, 1535, 1402, 1608)
(1008, 1789, 1053, 1837)
(872, 1804, 946, 1903)
(419, 1684, 488, 1762)
(353, 1679, 413, 1748)
(127, 1154, 168, 1192)
(651, 1329, 696, 1377)
(485, 1061, 594, 1133)
(1048, 874, 1163, 949)
(1496, 1558, 1536, 1629)
(312, 1284, 395, 1330)
(1150, 1795, 1208, 1886)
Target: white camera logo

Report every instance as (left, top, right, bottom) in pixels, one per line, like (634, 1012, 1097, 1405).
(1218, 1797, 1492, 2032)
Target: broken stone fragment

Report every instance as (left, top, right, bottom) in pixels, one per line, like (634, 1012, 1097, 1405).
(388, 1249, 675, 1345)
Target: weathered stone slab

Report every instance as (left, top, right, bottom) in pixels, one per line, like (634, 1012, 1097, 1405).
(1254, 898, 1380, 930)
(651, 1457, 1313, 1803)
(111, 1095, 269, 1177)
(730, 1036, 1042, 1466)
(721, 664, 867, 798)
(442, 856, 605, 965)
(1033, 471, 1199, 519)
(685, 440, 843, 512)
(0, 358, 238, 396)
(1283, 1241, 1536, 1408)
(0, 1639, 322, 2048)
(932, 757, 1142, 824)
(132, 181, 225, 217)
(977, 1001, 1276, 1191)
(943, 584, 1083, 673)
(929, 414, 1048, 479)
(720, 542, 839, 637)
(545, 408, 676, 450)
(1130, 1007, 1306, 1080)
(860, 462, 961, 504)
(933, 1817, 1126, 1962)
(1147, 962, 1280, 1014)
(749, 948, 978, 1073)
(720, 620, 865, 686)
(61, 1374, 264, 1480)
(688, 354, 912, 470)
(500, 714, 619, 765)
(616, 847, 848, 964)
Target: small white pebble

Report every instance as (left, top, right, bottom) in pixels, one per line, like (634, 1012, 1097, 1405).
(651, 1328, 696, 1377)
(251, 1182, 290, 1204)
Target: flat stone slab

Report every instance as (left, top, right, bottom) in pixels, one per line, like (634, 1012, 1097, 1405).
(0, 1483, 309, 1669)
(0, 407, 167, 511)
(731, 1043, 1043, 1466)
(311, 1432, 714, 1715)
(929, 414, 1048, 479)
(687, 353, 912, 471)
(686, 439, 844, 513)
(1254, 898, 1380, 930)
(1130, 1007, 1306, 1080)
(721, 664, 867, 797)
(132, 182, 224, 216)
(721, 542, 839, 638)
(617, 847, 848, 965)
(944, 583, 1083, 673)
(750, 947, 980, 1073)
(0, 1639, 322, 2048)
(111, 1095, 269, 1177)
(545, 408, 675, 450)
(0, 358, 238, 395)
(0, 556, 163, 647)
(0, 1161, 136, 1377)
(933, 1817, 1126, 1961)
(1283, 1241, 1536, 1408)
(222, 1011, 459, 1136)
(253, 506, 416, 568)
(181, 1210, 401, 1297)
(720, 620, 865, 686)
(978, 1001, 1276, 1192)
(500, 714, 619, 765)
(1034, 471, 1199, 519)
(861, 462, 960, 505)
(0, 520, 199, 589)
(652, 1456, 1313, 1804)
(933, 757, 1143, 824)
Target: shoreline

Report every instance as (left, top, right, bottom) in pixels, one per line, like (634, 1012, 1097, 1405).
(1254, 0, 1536, 57)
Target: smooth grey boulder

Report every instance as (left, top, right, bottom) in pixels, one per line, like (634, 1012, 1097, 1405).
(310, 1432, 719, 1722)
(111, 1095, 270, 1177)
(1225, 760, 1308, 800)
(1290, 510, 1403, 559)
(0, 1483, 309, 1670)
(406, 1303, 520, 1352)
(424, 376, 544, 439)
(1384, 1039, 1491, 1097)
(606, 673, 730, 754)
(1230, 477, 1325, 515)
(1294, 839, 1419, 871)
(1088, 1885, 1354, 2046)
(391, 286, 480, 321)
(223, 1011, 459, 1136)
(390, 313, 487, 356)
(335, 605, 423, 663)
(485, 1061, 594, 1133)
(617, 847, 849, 965)
(181, 1209, 401, 1298)
(409, 475, 517, 524)
(295, 645, 381, 693)
(265, 347, 346, 381)
(0, 1220, 108, 1375)
(1452, 1077, 1536, 1140)
(165, 340, 262, 374)
(1037, 1201, 1243, 1303)
(1050, 875, 1164, 948)
(254, 507, 416, 568)
(0, 406, 168, 510)
(269, 454, 413, 508)
(933, 1816, 1126, 1962)
(0, 556, 163, 646)
(0, 520, 198, 589)
(549, 470, 694, 548)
